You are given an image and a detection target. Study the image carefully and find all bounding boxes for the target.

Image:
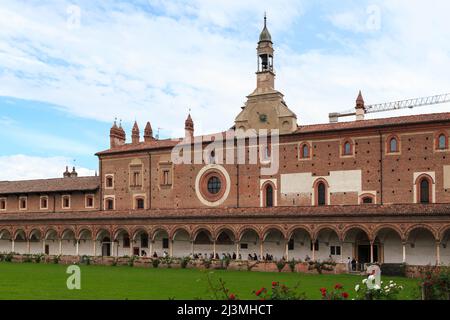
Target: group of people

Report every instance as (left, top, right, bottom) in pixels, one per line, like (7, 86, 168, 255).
(347, 257, 358, 271)
(190, 252, 242, 260)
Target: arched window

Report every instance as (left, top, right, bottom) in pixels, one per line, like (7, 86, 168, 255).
(301, 143, 310, 159)
(343, 141, 352, 156)
(389, 137, 398, 153)
(265, 184, 274, 207)
(438, 134, 447, 150)
(106, 176, 114, 188)
(105, 198, 114, 210)
(419, 178, 430, 204)
(317, 182, 326, 206)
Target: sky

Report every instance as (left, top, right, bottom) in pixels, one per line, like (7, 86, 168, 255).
(1, 0, 450, 180)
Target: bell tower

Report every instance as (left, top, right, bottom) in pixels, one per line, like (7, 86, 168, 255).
(234, 15, 298, 134)
(256, 14, 275, 93)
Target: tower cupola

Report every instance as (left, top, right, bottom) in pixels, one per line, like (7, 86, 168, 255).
(132, 121, 140, 144)
(144, 121, 154, 142)
(185, 114, 194, 139)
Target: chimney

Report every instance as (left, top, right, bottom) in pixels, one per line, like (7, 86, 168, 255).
(109, 120, 126, 148)
(355, 90, 365, 121)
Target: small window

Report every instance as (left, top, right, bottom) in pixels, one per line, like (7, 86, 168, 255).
(162, 238, 169, 249)
(362, 197, 373, 204)
(86, 196, 94, 208)
(389, 137, 398, 153)
(123, 236, 130, 248)
(105, 176, 114, 188)
(19, 198, 27, 210)
(40, 197, 48, 209)
(163, 170, 170, 185)
(343, 141, 352, 155)
(300, 143, 310, 159)
(136, 198, 145, 209)
(62, 196, 70, 209)
(240, 243, 248, 249)
(106, 199, 114, 210)
(330, 246, 341, 255)
(132, 171, 141, 187)
(288, 238, 294, 251)
(438, 134, 447, 150)
(0, 199, 6, 210)
(310, 240, 319, 251)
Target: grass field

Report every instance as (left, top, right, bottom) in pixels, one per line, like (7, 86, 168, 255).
(0, 262, 420, 300)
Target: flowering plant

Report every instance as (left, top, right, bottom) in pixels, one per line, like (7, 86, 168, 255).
(254, 281, 306, 300)
(320, 283, 349, 300)
(206, 273, 239, 300)
(419, 269, 450, 300)
(354, 277, 403, 300)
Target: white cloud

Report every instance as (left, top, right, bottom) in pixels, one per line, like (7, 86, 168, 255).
(0, 155, 96, 181)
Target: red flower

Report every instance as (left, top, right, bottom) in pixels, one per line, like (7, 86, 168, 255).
(255, 288, 265, 296)
(342, 292, 349, 299)
(334, 283, 343, 290)
(272, 281, 278, 287)
(320, 288, 327, 297)
(229, 294, 236, 300)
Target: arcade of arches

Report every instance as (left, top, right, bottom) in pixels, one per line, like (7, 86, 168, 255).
(1, 221, 450, 266)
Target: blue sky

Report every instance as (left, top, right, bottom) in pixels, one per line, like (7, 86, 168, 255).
(1, 0, 450, 180)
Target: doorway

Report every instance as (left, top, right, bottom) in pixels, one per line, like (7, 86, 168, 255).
(102, 237, 111, 256)
(357, 244, 378, 264)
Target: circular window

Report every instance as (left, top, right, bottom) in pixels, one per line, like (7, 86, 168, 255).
(207, 176, 221, 194)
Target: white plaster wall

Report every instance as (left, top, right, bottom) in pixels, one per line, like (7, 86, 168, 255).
(78, 240, 94, 256)
(264, 233, 285, 260)
(440, 244, 450, 265)
(0, 240, 11, 252)
(240, 232, 260, 260)
(406, 232, 436, 265)
(280, 170, 362, 194)
(62, 240, 76, 255)
(382, 234, 403, 263)
(14, 241, 27, 254)
(29, 241, 43, 254)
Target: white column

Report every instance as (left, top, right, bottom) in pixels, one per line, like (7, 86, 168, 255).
(285, 241, 289, 260)
(59, 239, 62, 255)
(111, 241, 115, 257)
(402, 242, 406, 263)
(191, 241, 194, 256)
(213, 240, 216, 258)
(11, 239, 15, 253)
(169, 239, 173, 257)
(436, 242, 441, 266)
(42, 239, 46, 254)
(93, 240, 96, 256)
(76, 240, 79, 256)
(370, 241, 374, 263)
(340, 241, 344, 263)
(129, 241, 133, 256)
(150, 240, 153, 256)
(260, 241, 263, 260)
(312, 240, 316, 261)
(27, 240, 30, 254)
(236, 242, 239, 259)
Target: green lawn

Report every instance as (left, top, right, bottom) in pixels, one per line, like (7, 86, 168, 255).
(0, 262, 419, 300)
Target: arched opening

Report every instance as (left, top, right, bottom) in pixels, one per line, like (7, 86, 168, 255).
(215, 229, 236, 259)
(114, 229, 130, 257)
(343, 141, 352, 155)
(389, 137, 398, 153)
(152, 229, 169, 258)
(239, 229, 261, 261)
(133, 229, 149, 257)
(78, 229, 93, 256)
(437, 133, 447, 150)
(441, 228, 450, 265)
(314, 180, 328, 206)
(315, 228, 341, 262)
(287, 228, 311, 261)
(44, 229, 58, 255)
(374, 227, 403, 263)
(193, 229, 213, 259)
(96, 229, 111, 257)
(263, 228, 285, 261)
(14, 230, 27, 254)
(406, 227, 436, 265)
(0, 230, 11, 253)
(29, 230, 42, 254)
(343, 227, 374, 270)
(61, 229, 77, 256)
(172, 228, 190, 258)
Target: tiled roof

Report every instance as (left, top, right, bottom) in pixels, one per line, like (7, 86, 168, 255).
(1, 203, 449, 221)
(96, 112, 450, 156)
(296, 112, 450, 134)
(0, 176, 100, 195)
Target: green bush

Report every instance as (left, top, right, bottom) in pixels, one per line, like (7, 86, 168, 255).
(152, 258, 160, 268)
(276, 260, 286, 272)
(181, 257, 191, 269)
(288, 259, 297, 272)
